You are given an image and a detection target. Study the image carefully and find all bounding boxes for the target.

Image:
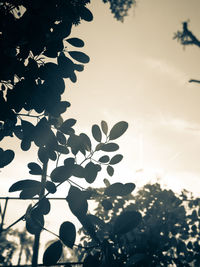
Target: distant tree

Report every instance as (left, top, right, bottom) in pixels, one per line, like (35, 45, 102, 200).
(0, 229, 17, 266)
(78, 182, 200, 266)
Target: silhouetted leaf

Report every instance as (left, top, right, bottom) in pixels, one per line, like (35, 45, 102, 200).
(102, 199, 113, 210)
(55, 145, 69, 154)
(109, 121, 128, 140)
(14, 126, 23, 140)
(56, 131, 66, 145)
(59, 119, 76, 134)
(66, 186, 88, 217)
(38, 198, 51, 215)
(69, 51, 90, 64)
(26, 207, 44, 235)
(80, 133, 91, 151)
(66, 38, 84, 47)
(101, 120, 108, 135)
(83, 254, 100, 267)
(80, 6, 93, 22)
(9, 179, 41, 192)
(107, 165, 114, 176)
(105, 182, 135, 196)
(113, 211, 142, 235)
(92, 124, 102, 142)
(72, 164, 85, 178)
(38, 147, 48, 164)
(21, 138, 31, 151)
(84, 162, 99, 183)
(109, 154, 123, 165)
(19, 187, 40, 199)
(50, 165, 73, 183)
(27, 162, 42, 175)
(45, 181, 57, 194)
(59, 221, 76, 248)
(99, 155, 110, 163)
(43, 240, 62, 266)
(101, 143, 119, 152)
(103, 178, 110, 187)
(0, 149, 14, 168)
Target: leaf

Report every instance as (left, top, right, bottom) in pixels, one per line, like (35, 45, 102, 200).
(56, 131, 66, 145)
(66, 38, 84, 47)
(69, 51, 90, 64)
(109, 121, 128, 140)
(86, 214, 105, 228)
(43, 240, 63, 266)
(84, 162, 99, 183)
(107, 165, 114, 176)
(122, 183, 136, 195)
(80, 133, 91, 151)
(80, 6, 93, 22)
(19, 187, 40, 199)
(99, 155, 110, 163)
(45, 181, 57, 194)
(9, 179, 41, 192)
(50, 165, 73, 183)
(72, 164, 85, 178)
(0, 149, 15, 168)
(92, 124, 102, 142)
(109, 154, 123, 165)
(59, 221, 76, 248)
(102, 199, 113, 210)
(113, 211, 142, 235)
(26, 207, 44, 235)
(55, 145, 69, 154)
(38, 197, 51, 215)
(101, 120, 108, 135)
(104, 182, 136, 196)
(103, 178, 110, 187)
(101, 143, 119, 152)
(27, 162, 42, 175)
(66, 186, 88, 217)
(59, 119, 76, 134)
(38, 147, 48, 164)
(21, 138, 31, 151)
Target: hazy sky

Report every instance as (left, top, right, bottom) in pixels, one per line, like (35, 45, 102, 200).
(1, 0, 200, 262)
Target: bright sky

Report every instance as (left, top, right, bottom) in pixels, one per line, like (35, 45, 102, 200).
(1, 0, 200, 263)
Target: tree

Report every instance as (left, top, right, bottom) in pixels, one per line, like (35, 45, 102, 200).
(78, 182, 200, 266)
(0, 1, 136, 266)
(0, 229, 17, 266)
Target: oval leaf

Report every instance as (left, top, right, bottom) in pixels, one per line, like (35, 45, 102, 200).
(101, 120, 108, 135)
(43, 240, 62, 266)
(56, 131, 66, 145)
(101, 143, 119, 152)
(104, 183, 124, 196)
(66, 38, 84, 47)
(9, 179, 41, 192)
(68, 51, 90, 64)
(50, 165, 73, 183)
(107, 165, 114, 177)
(59, 221, 76, 248)
(45, 181, 57, 194)
(109, 154, 123, 165)
(109, 121, 128, 140)
(59, 119, 76, 134)
(99, 155, 110, 163)
(92, 124, 102, 142)
(113, 211, 142, 235)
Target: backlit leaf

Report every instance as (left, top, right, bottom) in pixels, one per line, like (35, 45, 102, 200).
(0, 149, 15, 168)
(84, 162, 99, 183)
(56, 131, 66, 145)
(107, 165, 114, 176)
(45, 181, 57, 194)
(101, 120, 108, 135)
(43, 240, 62, 266)
(113, 211, 142, 235)
(109, 121, 128, 140)
(109, 154, 123, 165)
(38, 197, 51, 215)
(99, 155, 110, 163)
(59, 221, 76, 248)
(38, 147, 48, 164)
(9, 179, 41, 192)
(50, 165, 73, 183)
(80, 6, 93, 22)
(101, 143, 119, 152)
(59, 119, 76, 134)
(69, 51, 90, 64)
(80, 133, 91, 151)
(27, 162, 42, 175)
(66, 38, 84, 47)
(72, 164, 84, 178)
(92, 124, 102, 142)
